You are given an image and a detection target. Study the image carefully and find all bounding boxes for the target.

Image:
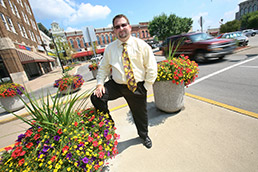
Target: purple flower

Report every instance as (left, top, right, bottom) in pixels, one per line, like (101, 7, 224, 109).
(17, 134, 25, 142)
(82, 157, 89, 164)
(104, 130, 109, 137)
(42, 145, 50, 153)
(54, 135, 60, 141)
(66, 153, 72, 159)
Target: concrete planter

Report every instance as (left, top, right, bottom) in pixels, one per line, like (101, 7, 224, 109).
(91, 69, 98, 79)
(0, 95, 24, 112)
(153, 80, 185, 113)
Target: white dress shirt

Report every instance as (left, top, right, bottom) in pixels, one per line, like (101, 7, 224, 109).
(96, 36, 157, 91)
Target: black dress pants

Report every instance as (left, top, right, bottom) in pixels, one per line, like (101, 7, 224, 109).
(90, 79, 148, 139)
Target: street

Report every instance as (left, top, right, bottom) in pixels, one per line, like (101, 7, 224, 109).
(186, 35, 258, 114)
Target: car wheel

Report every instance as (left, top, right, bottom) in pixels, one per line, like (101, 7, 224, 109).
(194, 52, 207, 63)
(251, 33, 256, 36)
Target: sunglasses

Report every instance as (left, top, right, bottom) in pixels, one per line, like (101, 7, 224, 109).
(114, 23, 128, 30)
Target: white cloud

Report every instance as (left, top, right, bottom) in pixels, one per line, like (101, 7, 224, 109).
(29, 0, 111, 26)
(66, 3, 111, 25)
(65, 26, 80, 32)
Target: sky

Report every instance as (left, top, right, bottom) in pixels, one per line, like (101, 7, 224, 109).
(28, 0, 246, 32)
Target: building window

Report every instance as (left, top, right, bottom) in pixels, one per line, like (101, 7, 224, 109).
(249, 6, 252, 13)
(0, 0, 6, 8)
(142, 31, 145, 38)
(24, 2, 32, 15)
(21, 25, 28, 38)
(16, 0, 23, 7)
(137, 32, 140, 38)
(76, 38, 81, 48)
(106, 34, 109, 44)
(0, 13, 10, 31)
(97, 36, 100, 45)
(109, 33, 113, 42)
(6, 16, 16, 33)
(245, 7, 248, 14)
(101, 35, 105, 44)
(17, 23, 24, 37)
(70, 39, 74, 48)
(36, 35, 41, 44)
(146, 30, 149, 38)
(13, 4, 20, 18)
(132, 33, 136, 37)
(254, 4, 257, 11)
(8, 0, 15, 15)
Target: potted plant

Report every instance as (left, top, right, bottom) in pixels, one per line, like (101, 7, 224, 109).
(0, 83, 25, 112)
(153, 41, 199, 112)
(54, 74, 84, 94)
(0, 89, 119, 171)
(88, 61, 99, 79)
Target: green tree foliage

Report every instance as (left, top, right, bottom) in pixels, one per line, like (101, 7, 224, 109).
(220, 20, 241, 33)
(240, 11, 258, 29)
(148, 13, 193, 41)
(37, 23, 51, 37)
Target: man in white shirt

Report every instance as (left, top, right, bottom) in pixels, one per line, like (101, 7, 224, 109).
(91, 14, 157, 149)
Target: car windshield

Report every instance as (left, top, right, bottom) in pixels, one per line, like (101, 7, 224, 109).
(189, 33, 214, 42)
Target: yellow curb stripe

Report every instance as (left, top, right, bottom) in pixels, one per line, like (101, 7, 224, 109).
(185, 92, 258, 119)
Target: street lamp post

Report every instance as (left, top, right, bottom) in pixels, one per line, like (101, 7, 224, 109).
(51, 34, 65, 73)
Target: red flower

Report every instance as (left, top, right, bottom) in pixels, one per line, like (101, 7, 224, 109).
(26, 142, 33, 149)
(4, 146, 13, 151)
(89, 115, 95, 122)
(99, 151, 105, 159)
(50, 155, 57, 162)
(38, 128, 43, 132)
(93, 141, 98, 147)
(62, 146, 69, 152)
(18, 158, 25, 166)
(33, 134, 40, 140)
(88, 136, 93, 142)
(74, 121, 78, 127)
(99, 121, 104, 127)
(106, 134, 112, 140)
(99, 145, 103, 151)
(57, 128, 63, 135)
(25, 129, 33, 138)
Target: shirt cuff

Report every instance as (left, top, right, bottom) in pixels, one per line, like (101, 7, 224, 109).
(143, 81, 153, 91)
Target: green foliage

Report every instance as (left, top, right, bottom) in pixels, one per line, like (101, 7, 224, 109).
(148, 13, 193, 41)
(37, 23, 51, 37)
(241, 11, 258, 29)
(220, 20, 241, 33)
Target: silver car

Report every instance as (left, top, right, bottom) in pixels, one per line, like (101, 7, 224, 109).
(242, 29, 256, 37)
(221, 32, 249, 46)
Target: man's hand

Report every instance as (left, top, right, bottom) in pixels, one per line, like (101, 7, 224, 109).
(94, 84, 105, 98)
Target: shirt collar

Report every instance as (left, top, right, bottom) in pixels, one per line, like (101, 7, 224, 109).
(117, 36, 133, 47)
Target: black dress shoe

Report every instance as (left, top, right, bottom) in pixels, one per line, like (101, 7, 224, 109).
(142, 136, 152, 149)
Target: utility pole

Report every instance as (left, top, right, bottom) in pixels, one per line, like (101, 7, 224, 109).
(51, 34, 65, 73)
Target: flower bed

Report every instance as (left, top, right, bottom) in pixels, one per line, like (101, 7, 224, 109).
(54, 74, 84, 91)
(1, 108, 119, 171)
(0, 83, 25, 98)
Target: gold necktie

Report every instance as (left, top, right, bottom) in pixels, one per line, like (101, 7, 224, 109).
(122, 43, 137, 92)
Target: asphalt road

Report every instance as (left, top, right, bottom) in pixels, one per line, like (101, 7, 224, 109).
(186, 35, 258, 114)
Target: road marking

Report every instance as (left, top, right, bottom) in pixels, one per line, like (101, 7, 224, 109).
(186, 93, 258, 119)
(189, 56, 258, 86)
(239, 65, 258, 68)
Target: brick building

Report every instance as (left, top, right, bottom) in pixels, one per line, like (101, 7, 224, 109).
(235, 0, 258, 20)
(0, 0, 55, 84)
(64, 22, 154, 59)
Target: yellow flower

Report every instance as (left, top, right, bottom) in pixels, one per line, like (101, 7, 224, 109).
(67, 167, 71, 171)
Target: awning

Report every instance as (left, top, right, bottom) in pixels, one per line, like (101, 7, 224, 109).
(17, 49, 55, 64)
(72, 48, 105, 58)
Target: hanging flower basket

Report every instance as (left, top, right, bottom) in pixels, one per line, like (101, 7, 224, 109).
(88, 62, 99, 79)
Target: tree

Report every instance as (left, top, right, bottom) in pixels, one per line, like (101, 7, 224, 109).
(220, 20, 241, 33)
(148, 13, 193, 41)
(241, 11, 258, 29)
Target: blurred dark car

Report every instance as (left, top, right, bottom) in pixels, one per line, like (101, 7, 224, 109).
(145, 39, 159, 49)
(160, 32, 236, 62)
(217, 32, 248, 46)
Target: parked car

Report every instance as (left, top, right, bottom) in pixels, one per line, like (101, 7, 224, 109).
(90, 55, 103, 62)
(217, 32, 248, 46)
(160, 32, 236, 62)
(145, 39, 159, 49)
(242, 29, 256, 37)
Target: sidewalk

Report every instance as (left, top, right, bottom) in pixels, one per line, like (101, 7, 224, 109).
(1, 63, 258, 172)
